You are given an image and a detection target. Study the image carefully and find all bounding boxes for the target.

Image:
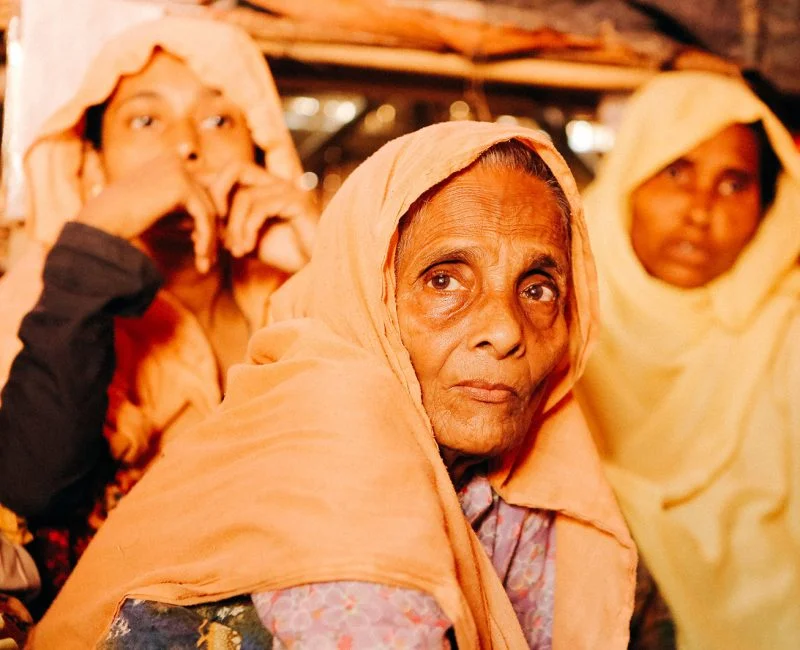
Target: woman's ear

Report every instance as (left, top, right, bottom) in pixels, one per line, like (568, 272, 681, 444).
(80, 145, 107, 202)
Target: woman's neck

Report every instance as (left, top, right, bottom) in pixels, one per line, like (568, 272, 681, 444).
(162, 261, 228, 326)
(441, 447, 487, 491)
(160, 255, 251, 388)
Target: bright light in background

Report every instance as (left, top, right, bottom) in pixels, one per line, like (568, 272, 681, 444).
(334, 100, 358, 122)
(376, 103, 396, 124)
(449, 100, 471, 121)
(566, 120, 593, 153)
(495, 114, 518, 125)
(299, 171, 319, 191)
(566, 119, 615, 154)
(291, 96, 320, 117)
(324, 99, 359, 123)
(284, 95, 365, 133)
(363, 103, 398, 134)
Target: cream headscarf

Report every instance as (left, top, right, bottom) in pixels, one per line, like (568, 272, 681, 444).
(31, 122, 634, 649)
(0, 16, 305, 462)
(577, 71, 800, 650)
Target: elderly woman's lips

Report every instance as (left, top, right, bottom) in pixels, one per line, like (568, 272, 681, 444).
(454, 381, 519, 404)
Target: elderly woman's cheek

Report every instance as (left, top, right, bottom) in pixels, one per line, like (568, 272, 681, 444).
(527, 306, 570, 379)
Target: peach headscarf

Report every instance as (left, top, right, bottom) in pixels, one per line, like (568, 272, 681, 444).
(23, 14, 301, 246)
(0, 16, 304, 462)
(577, 72, 800, 649)
(31, 122, 634, 649)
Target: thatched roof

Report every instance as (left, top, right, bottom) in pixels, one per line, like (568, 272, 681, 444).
(0, 1, 797, 102)
(226, 0, 796, 93)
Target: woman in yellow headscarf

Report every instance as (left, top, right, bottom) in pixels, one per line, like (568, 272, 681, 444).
(0, 15, 315, 614)
(576, 71, 800, 650)
(30, 122, 635, 649)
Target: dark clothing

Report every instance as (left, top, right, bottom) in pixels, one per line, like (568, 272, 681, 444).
(99, 596, 274, 650)
(629, 559, 677, 650)
(0, 222, 161, 520)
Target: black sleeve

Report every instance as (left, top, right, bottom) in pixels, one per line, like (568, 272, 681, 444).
(0, 222, 162, 519)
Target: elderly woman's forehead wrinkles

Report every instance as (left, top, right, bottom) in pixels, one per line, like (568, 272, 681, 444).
(433, 177, 562, 224)
(396, 164, 570, 271)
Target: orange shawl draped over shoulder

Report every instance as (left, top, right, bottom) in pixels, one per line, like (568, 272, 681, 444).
(31, 122, 635, 649)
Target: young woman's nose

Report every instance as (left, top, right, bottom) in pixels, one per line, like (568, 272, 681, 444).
(686, 186, 714, 228)
(170, 121, 200, 162)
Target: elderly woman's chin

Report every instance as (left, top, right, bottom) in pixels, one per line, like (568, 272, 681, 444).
(426, 391, 541, 460)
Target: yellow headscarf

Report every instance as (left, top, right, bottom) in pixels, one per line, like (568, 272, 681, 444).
(31, 122, 634, 649)
(577, 71, 800, 650)
(0, 16, 305, 461)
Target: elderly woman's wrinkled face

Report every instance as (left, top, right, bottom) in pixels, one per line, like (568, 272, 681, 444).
(395, 163, 570, 461)
(630, 124, 762, 288)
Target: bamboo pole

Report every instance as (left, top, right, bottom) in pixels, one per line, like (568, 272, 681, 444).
(255, 39, 658, 91)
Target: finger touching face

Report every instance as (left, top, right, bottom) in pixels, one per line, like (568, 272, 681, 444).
(395, 162, 571, 460)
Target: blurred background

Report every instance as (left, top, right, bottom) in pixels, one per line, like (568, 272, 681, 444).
(1, 0, 799, 271)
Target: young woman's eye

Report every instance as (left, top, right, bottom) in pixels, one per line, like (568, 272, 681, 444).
(665, 163, 689, 182)
(426, 272, 464, 292)
(200, 114, 232, 130)
(718, 175, 753, 197)
(522, 281, 557, 303)
(129, 115, 156, 129)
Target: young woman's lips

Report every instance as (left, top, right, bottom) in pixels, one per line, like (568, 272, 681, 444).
(453, 380, 519, 404)
(665, 240, 711, 266)
(143, 213, 198, 245)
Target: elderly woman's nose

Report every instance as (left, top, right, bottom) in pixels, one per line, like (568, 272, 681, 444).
(468, 291, 525, 359)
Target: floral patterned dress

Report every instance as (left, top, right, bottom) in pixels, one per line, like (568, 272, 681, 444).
(100, 472, 557, 649)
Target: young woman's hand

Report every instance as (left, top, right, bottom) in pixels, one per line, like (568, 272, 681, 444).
(77, 153, 219, 273)
(202, 162, 317, 273)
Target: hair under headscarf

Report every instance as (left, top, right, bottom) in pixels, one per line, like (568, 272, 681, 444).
(31, 121, 634, 649)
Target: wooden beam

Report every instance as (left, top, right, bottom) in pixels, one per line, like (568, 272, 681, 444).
(255, 39, 658, 92)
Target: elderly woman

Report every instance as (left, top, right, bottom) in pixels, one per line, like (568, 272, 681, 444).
(0, 15, 315, 613)
(30, 122, 635, 648)
(576, 72, 800, 649)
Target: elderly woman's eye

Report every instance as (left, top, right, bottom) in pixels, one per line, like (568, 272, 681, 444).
(129, 115, 156, 129)
(201, 114, 232, 130)
(522, 281, 557, 303)
(426, 272, 463, 291)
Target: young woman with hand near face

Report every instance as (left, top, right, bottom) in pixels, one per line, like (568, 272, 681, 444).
(0, 16, 316, 616)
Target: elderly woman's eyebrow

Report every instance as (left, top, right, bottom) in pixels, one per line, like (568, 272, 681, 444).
(413, 245, 482, 274)
(521, 252, 570, 291)
(525, 251, 567, 274)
